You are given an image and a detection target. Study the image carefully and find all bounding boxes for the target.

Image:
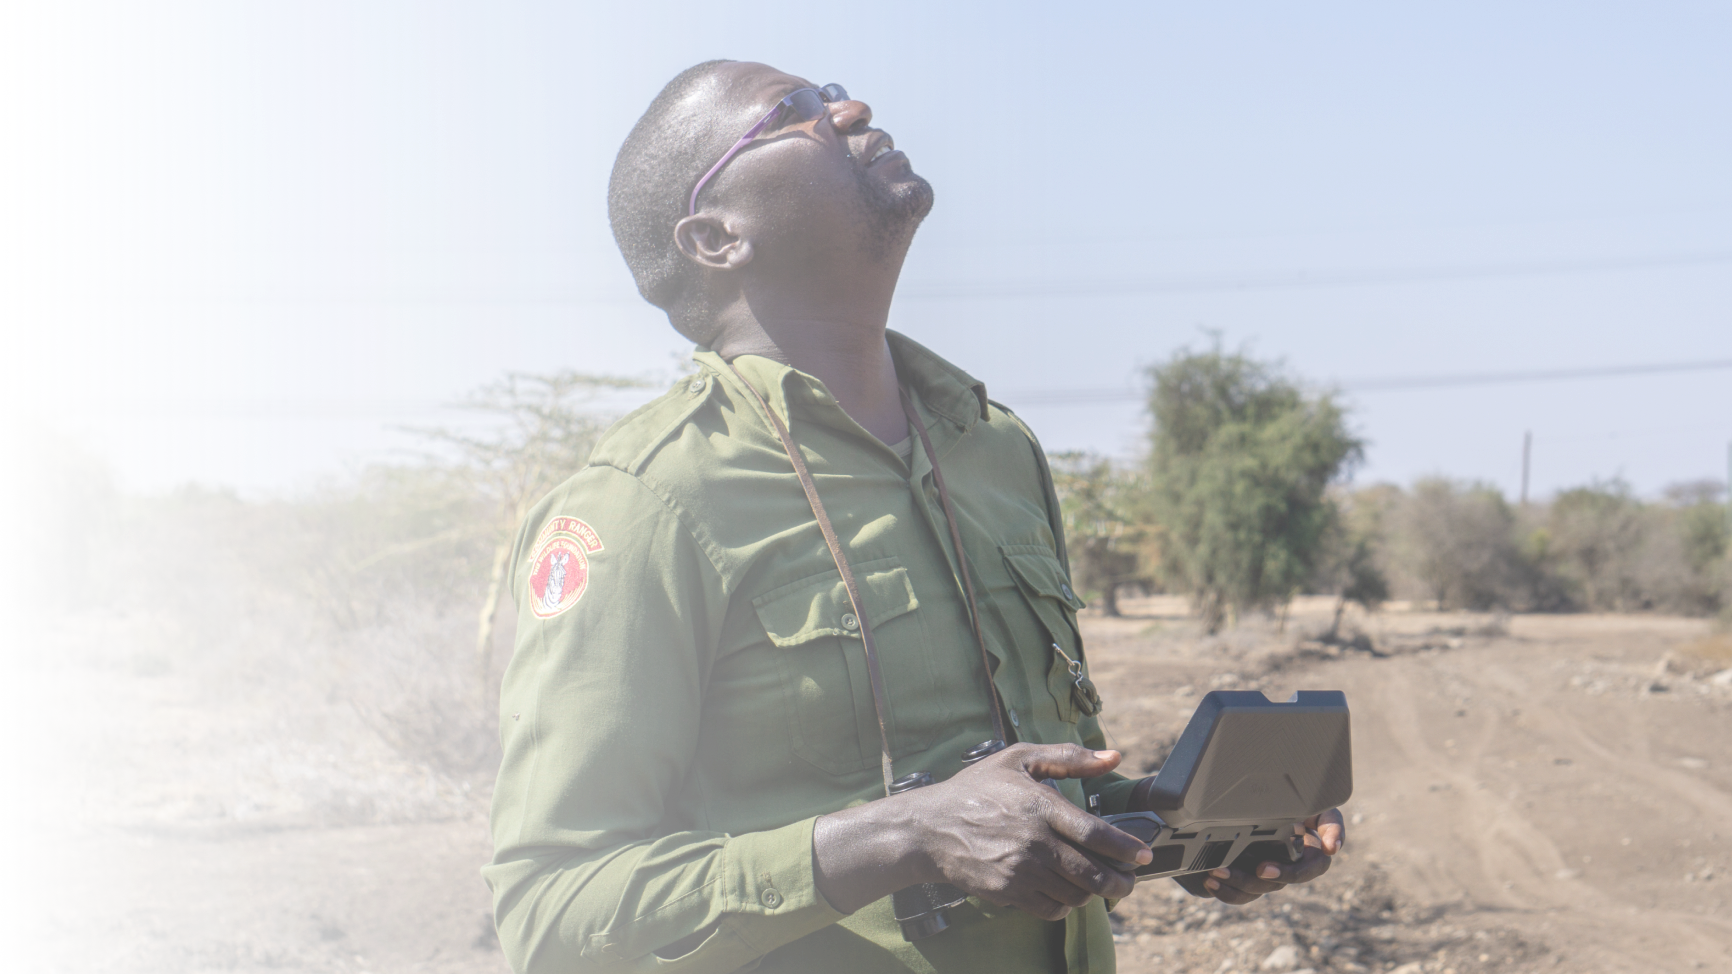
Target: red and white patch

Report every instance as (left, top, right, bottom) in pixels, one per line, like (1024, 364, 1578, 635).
(526, 516, 605, 620)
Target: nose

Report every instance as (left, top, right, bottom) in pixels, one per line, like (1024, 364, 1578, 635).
(827, 98, 872, 134)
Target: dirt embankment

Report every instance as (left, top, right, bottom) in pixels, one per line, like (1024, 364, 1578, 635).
(7, 599, 1729, 973)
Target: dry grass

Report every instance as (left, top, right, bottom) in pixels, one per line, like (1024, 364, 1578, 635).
(1678, 632, 1732, 668)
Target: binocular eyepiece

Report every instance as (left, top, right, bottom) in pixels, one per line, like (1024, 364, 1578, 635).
(889, 738, 1010, 942)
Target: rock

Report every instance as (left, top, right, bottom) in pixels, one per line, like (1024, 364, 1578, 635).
(1391, 964, 1424, 974)
(1711, 669, 1732, 687)
(1261, 944, 1302, 972)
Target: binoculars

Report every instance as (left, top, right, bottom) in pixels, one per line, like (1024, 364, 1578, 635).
(888, 738, 1020, 941)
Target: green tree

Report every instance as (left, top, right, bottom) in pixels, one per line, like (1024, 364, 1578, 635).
(1050, 452, 1146, 616)
(1144, 346, 1363, 633)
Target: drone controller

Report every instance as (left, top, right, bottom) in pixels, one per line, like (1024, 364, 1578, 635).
(1095, 690, 1352, 886)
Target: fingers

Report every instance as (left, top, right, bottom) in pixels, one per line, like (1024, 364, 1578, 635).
(1252, 845, 1333, 886)
(1308, 808, 1346, 855)
(1016, 742, 1122, 782)
(1202, 869, 1265, 905)
(1047, 833, 1139, 901)
(1018, 889, 1077, 922)
(1048, 806, 1151, 870)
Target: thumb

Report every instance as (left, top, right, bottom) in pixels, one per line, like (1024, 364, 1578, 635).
(1019, 743, 1122, 781)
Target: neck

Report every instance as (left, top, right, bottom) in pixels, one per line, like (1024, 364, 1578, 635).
(704, 258, 910, 446)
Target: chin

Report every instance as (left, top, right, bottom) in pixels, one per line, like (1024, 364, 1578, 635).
(897, 172, 935, 221)
(854, 166, 934, 257)
(874, 169, 934, 227)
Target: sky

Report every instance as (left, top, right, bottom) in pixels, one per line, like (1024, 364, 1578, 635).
(2, 1, 1728, 499)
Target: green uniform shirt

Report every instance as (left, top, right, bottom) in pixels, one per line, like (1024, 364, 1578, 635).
(485, 332, 1140, 973)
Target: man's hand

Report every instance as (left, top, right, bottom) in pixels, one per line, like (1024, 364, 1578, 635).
(812, 743, 1152, 919)
(1194, 808, 1346, 905)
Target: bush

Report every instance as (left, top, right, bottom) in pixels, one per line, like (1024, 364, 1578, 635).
(1314, 486, 1394, 635)
(1386, 478, 1524, 610)
(1544, 480, 1651, 611)
(1143, 346, 1362, 632)
(1049, 452, 1147, 615)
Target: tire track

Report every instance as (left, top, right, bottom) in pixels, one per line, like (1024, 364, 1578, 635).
(1369, 653, 1732, 968)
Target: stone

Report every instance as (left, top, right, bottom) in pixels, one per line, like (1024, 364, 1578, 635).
(1261, 944, 1302, 973)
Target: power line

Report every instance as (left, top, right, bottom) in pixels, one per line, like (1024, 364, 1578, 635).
(899, 250, 1732, 301)
(1000, 358, 1732, 406)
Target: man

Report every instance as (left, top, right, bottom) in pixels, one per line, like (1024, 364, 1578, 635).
(484, 60, 1344, 973)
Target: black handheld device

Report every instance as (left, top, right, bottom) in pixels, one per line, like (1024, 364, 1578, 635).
(1097, 690, 1351, 886)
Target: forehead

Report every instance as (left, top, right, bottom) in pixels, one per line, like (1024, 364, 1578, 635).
(708, 61, 814, 118)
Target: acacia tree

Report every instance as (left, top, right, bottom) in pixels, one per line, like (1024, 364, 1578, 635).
(411, 371, 644, 705)
(1050, 452, 1146, 616)
(1144, 347, 1362, 633)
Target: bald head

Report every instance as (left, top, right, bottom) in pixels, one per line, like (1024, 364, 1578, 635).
(607, 59, 735, 319)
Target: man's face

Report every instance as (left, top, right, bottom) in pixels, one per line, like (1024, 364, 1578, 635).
(691, 62, 934, 258)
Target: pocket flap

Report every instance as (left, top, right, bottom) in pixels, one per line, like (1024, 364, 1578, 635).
(1002, 546, 1086, 610)
(752, 557, 919, 646)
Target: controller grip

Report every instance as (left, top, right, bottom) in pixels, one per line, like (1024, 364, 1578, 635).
(1173, 838, 1302, 896)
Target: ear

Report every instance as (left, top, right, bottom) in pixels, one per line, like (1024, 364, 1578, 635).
(674, 214, 754, 271)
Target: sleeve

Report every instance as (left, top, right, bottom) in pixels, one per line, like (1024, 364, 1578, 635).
(483, 464, 845, 973)
(1003, 406, 1143, 817)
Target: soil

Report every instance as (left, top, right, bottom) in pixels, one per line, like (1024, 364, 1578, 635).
(1095, 597, 1732, 975)
(6, 598, 1729, 973)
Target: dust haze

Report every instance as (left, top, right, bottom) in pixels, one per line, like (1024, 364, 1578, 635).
(3, 362, 1728, 971)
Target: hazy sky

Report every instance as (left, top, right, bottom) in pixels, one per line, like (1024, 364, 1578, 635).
(3, 1, 1728, 498)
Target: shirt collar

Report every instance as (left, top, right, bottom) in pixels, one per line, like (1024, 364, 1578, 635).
(885, 330, 990, 429)
(690, 330, 989, 436)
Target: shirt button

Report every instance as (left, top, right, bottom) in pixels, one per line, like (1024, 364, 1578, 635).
(840, 612, 859, 631)
(1008, 707, 1021, 728)
(1061, 583, 1076, 602)
(761, 888, 782, 908)
(687, 377, 705, 394)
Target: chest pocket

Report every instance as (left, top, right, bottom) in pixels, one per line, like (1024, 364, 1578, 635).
(1001, 545, 1099, 724)
(752, 557, 932, 776)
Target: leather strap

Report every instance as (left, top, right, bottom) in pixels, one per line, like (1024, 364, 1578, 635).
(726, 362, 898, 795)
(898, 386, 1008, 746)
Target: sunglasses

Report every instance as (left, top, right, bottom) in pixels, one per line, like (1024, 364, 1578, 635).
(688, 83, 850, 216)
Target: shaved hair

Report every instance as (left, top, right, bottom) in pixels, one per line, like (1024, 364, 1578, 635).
(607, 60, 733, 333)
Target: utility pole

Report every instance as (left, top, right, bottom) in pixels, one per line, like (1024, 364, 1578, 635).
(1521, 430, 1532, 506)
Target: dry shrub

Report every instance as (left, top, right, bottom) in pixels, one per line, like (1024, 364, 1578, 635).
(1386, 478, 1522, 610)
(97, 466, 511, 808)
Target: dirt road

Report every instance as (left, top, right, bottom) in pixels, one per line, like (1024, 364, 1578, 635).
(7, 601, 1728, 973)
(1095, 598, 1732, 974)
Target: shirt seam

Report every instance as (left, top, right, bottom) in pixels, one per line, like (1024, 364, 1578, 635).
(588, 460, 733, 588)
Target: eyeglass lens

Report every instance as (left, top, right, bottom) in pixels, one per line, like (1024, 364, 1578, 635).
(784, 89, 828, 124)
(779, 85, 848, 127)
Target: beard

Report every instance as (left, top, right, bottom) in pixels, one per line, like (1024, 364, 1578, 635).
(852, 165, 934, 261)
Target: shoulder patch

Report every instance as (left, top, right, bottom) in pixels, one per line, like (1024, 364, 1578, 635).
(526, 516, 605, 619)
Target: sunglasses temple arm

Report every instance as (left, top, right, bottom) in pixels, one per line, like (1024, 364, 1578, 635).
(688, 106, 783, 216)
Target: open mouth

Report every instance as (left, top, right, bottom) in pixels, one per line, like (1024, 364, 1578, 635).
(866, 135, 898, 165)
